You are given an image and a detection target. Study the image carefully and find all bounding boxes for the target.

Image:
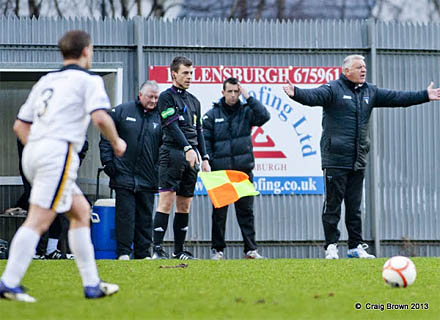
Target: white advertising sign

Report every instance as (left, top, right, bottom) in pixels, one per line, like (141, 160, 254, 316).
(149, 66, 341, 195)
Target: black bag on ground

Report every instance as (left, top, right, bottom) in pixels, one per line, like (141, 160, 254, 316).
(0, 239, 9, 259)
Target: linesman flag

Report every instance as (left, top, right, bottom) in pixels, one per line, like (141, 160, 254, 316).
(198, 170, 259, 208)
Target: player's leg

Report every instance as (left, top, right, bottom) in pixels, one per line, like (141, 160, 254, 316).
(45, 215, 64, 259)
(344, 169, 365, 249)
(322, 168, 348, 259)
(133, 191, 154, 259)
(1, 140, 73, 302)
(235, 196, 262, 259)
(152, 145, 182, 259)
(66, 191, 118, 298)
(172, 162, 198, 260)
(0, 205, 56, 302)
(115, 188, 136, 259)
(173, 196, 192, 259)
(344, 170, 374, 258)
(211, 205, 228, 260)
(152, 191, 175, 259)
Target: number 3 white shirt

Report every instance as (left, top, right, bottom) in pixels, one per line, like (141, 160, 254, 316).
(17, 64, 111, 152)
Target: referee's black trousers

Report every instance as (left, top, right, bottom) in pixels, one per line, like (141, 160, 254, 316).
(211, 195, 257, 254)
(115, 188, 154, 258)
(322, 168, 365, 250)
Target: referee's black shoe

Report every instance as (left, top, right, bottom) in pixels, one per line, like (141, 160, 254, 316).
(45, 249, 67, 260)
(152, 246, 169, 260)
(172, 250, 197, 260)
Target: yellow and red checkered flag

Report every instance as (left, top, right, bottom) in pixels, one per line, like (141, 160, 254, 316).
(198, 170, 259, 208)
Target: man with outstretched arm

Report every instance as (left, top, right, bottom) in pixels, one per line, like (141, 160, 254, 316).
(283, 54, 440, 259)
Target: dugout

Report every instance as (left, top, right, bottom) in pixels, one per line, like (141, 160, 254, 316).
(0, 64, 123, 211)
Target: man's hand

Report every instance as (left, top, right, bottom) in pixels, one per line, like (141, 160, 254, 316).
(238, 84, 249, 100)
(201, 160, 211, 172)
(103, 161, 117, 177)
(427, 81, 440, 101)
(111, 137, 126, 158)
(283, 80, 295, 98)
(13, 119, 31, 145)
(186, 149, 198, 168)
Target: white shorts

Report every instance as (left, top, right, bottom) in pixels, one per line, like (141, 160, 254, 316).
(22, 139, 82, 213)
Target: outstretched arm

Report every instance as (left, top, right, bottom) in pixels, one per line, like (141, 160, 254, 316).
(283, 80, 295, 98)
(427, 81, 440, 101)
(283, 79, 332, 107)
(99, 108, 119, 165)
(91, 110, 126, 158)
(13, 120, 31, 145)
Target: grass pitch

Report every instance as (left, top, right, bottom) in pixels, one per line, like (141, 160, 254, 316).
(1, 258, 439, 320)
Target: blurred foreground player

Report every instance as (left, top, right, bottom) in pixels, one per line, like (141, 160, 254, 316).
(0, 30, 126, 302)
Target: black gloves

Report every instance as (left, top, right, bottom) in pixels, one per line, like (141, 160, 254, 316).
(103, 161, 117, 178)
(78, 140, 89, 166)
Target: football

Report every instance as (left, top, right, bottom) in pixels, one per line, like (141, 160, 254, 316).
(382, 256, 417, 288)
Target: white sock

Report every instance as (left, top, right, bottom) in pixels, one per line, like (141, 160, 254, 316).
(1, 226, 40, 288)
(46, 238, 59, 255)
(68, 227, 100, 287)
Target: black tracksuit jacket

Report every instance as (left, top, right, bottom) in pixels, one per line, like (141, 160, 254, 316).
(158, 86, 207, 157)
(291, 74, 429, 170)
(202, 96, 270, 172)
(99, 98, 162, 191)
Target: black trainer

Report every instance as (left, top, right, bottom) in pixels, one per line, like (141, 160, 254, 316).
(45, 250, 67, 260)
(172, 250, 197, 260)
(152, 246, 169, 260)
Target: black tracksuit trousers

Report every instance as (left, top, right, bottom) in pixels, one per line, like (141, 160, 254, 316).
(211, 195, 257, 254)
(322, 168, 365, 249)
(115, 188, 154, 258)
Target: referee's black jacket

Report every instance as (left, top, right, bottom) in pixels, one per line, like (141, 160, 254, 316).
(203, 96, 270, 172)
(158, 86, 208, 157)
(99, 98, 162, 191)
(291, 74, 429, 170)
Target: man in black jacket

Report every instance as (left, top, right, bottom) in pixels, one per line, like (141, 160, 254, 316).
(100, 80, 162, 260)
(203, 77, 270, 260)
(152, 56, 211, 260)
(283, 54, 440, 259)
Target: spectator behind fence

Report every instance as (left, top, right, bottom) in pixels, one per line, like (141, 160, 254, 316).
(0, 30, 126, 302)
(202, 77, 270, 260)
(151, 56, 211, 260)
(283, 54, 440, 259)
(99, 81, 162, 260)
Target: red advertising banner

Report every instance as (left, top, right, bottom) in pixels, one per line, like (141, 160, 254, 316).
(149, 66, 340, 84)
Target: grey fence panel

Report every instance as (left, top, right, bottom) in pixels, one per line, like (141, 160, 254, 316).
(1, 17, 440, 257)
(376, 21, 440, 50)
(0, 81, 31, 177)
(0, 16, 134, 45)
(0, 50, 136, 100)
(375, 53, 440, 241)
(142, 18, 367, 49)
(163, 194, 365, 243)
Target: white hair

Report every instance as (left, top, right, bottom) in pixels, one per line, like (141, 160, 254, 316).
(343, 55, 365, 70)
(139, 80, 159, 94)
